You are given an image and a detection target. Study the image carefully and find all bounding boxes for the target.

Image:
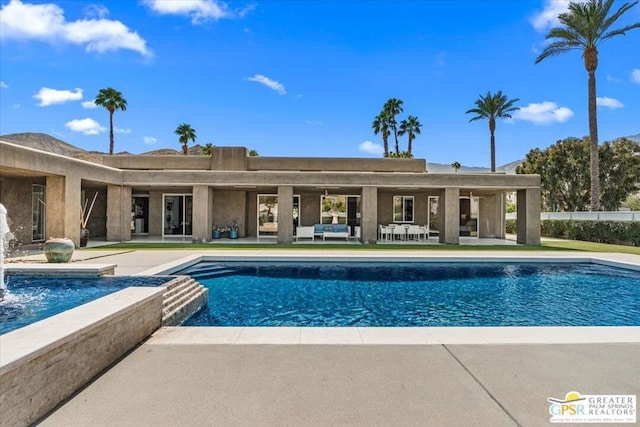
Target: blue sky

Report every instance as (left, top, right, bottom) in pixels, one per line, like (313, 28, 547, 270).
(1, 0, 638, 167)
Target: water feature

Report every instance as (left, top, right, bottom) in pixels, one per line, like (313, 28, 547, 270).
(0, 275, 172, 334)
(0, 203, 13, 301)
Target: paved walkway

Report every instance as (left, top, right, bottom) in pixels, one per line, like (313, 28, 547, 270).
(38, 342, 640, 426)
(8, 247, 640, 426)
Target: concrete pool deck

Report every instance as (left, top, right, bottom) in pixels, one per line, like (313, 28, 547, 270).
(6, 248, 640, 425)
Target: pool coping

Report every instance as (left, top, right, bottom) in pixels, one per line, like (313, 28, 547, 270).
(141, 251, 640, 345)
(4, 263, 117, 276)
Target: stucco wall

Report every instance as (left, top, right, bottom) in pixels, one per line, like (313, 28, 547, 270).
(212, 190, 247, 237)
(83, 186, 107, 239)
(299, 193, 321, 226)
(0, 177, 38, 244)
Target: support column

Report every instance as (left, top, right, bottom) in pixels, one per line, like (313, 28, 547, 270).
(361, 186, 378, 244)
(45, 175, 65, 240)
(107, 185, 132, 242)
(439, 187, 459, 245)
(192, 185, 212, 242)
(277, 186, 293, 244)
(479, 193, 505, 239)
(516, 188, 541, 245)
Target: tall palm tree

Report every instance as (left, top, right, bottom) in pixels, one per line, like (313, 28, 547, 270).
(94, 87, 127, 155)
(451, 161, 461, 173)
(383, 98, 404, 156)
(398, 115, 422, 157)
(174, 123, 197, 155)
(535, 0, 639, 211)
(465, 91, 519, 173)
(372, 111, 392, 157)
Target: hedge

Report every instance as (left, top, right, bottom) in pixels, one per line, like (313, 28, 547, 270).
(506, 219, 640, 246)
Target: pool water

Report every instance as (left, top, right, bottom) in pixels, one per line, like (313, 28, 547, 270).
(180, 262, 640, 327)
(0, 275, 170, 335)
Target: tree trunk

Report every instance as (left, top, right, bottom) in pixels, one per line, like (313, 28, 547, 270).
(588, 69, 600, 211)
(383, 131, 389, 158)
(489, 117, 496, 172)
(394, 130, 400, 156)
(109, 109, 114, 155)
(407, 131, 413, 157)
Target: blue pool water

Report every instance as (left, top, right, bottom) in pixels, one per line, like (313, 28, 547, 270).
(0, 275, 170, 335)
(180, 262, 640, 327)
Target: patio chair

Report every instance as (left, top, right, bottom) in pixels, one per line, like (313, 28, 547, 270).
(378, 224, 392, 242)
(392, 225, 406, 241)
(407, 225, 421, 241)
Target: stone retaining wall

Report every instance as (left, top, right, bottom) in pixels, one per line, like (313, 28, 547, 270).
(0, 286, 165, 426)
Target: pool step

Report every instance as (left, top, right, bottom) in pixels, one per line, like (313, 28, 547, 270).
(161, 276, 208, 326)
(183, 264, 236, 280)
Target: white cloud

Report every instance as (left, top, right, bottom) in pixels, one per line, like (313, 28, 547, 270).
(305, 120, 323, 126)
(34, 87, 83, 106)
(143, 136, 157, 145)
(81, 100, 97, 109)
(83, 4, 109, 18)
(596, 97, 624, 109)
(531, 0, 571, 31)
(0, 0, 151, 57)
(115, 127, 131, 134)
(606, 74, 622, 83)
(0, 81, 8, 89)
(143, 0, 253, 24)
(513, 101, 574, 125)
(65, 118, 105, 135)
(246, 74, 286, 95)
(359, 140, 384, 155)
(631, 69, 640, 84)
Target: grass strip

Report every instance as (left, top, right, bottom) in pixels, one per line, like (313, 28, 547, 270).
(80, 240, 639, 255)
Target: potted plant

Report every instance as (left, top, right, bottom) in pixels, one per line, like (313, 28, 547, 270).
(212, 225, 224, 239)
(228, 221, 239, 239)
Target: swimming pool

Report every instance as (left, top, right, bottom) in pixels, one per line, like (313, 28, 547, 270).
(0, 275, 170, 334)
(179, 261, 640, 327)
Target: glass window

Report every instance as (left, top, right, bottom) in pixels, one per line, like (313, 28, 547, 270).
(32, 185, 46, 241)
(393, 196, 414, 223)
(321, 195, 347, 224)
(258, 195, 278, 236)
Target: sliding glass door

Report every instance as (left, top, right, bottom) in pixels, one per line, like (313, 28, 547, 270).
(163, 194, 192, 236)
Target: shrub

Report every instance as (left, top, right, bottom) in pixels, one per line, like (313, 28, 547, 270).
(505, 219, 517, 234)
(542, 220, 640, 246)
(541, 220, 569, 238)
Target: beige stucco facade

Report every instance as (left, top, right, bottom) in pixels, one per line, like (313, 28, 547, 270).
(0, 140, 541, 246)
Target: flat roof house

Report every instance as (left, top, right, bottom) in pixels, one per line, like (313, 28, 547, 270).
(0, 139, 541, 247)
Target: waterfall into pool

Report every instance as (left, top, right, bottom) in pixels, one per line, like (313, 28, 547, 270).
(0, 203, 11, 300)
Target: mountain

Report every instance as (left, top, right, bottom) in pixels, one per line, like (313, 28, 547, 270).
(426, 160, 521, 174)
(626, 134, 640, 143)
(0, 133, 205, 161)
(0, 132, 104, 163)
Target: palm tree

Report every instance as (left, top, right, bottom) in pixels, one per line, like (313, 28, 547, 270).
(94, 88, 127, 155)
(202, 143, 214, 156)
(383, 98, 404, 155)
(174, 123, 197, 155)
(372, 110, 392, 157)
(465, 91, 519, 173)
(451, 161, 461, 173)
(535, 0, 639, 211)
(398, 115, 422, 157)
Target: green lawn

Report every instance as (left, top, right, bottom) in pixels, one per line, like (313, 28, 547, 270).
(83, 240, 640, 255)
